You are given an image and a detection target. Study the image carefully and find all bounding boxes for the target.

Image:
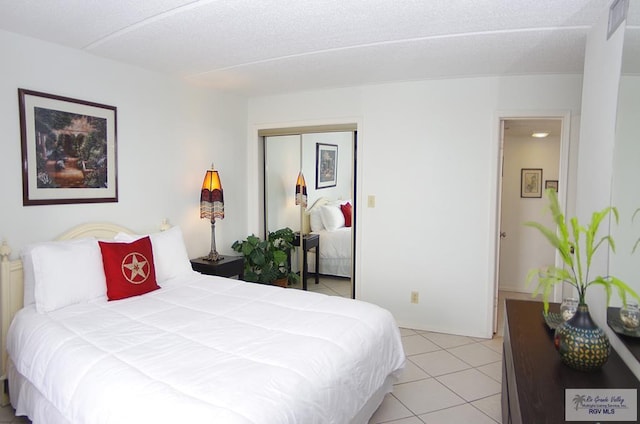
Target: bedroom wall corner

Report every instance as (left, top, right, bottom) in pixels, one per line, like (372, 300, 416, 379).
(574, 11, 640, 377)
(0, 29, 248, 262)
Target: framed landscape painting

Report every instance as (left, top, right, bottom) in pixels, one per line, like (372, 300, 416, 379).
(316, 143, 338, 189)
(19, 89, 118, 205)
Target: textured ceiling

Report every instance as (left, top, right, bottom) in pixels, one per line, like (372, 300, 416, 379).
(0, 0, 622, 96)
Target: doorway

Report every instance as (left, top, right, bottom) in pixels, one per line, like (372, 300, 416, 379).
(494, 117, 568, 333)
(261, 125, 357, 299)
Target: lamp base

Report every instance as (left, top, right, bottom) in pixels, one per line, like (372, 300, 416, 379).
(202, 251, 224, 262)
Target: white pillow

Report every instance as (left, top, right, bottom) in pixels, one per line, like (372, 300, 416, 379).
(21, 238, 93, 307)
(114, 226, 192, 283)
(320, 204, 345, 231)
(309, 209, 325, 232)
(21, 244, 40, 306)
(26, 238, 107, 313)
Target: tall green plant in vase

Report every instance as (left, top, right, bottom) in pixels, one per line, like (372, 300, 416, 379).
(525, 189, 640, 371)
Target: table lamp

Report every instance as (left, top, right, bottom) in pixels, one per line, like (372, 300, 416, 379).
(200, 164, 224, 261)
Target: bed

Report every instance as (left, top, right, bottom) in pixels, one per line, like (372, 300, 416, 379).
(304, 198, 353, 278)
(0, 222, 405, 424)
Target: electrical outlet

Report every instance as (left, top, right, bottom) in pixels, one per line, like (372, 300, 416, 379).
(410, 291, 419, 304)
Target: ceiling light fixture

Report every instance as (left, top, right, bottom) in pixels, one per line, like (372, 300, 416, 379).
(531, 132, 550, 138)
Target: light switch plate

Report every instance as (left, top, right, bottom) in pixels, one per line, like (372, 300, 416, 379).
(367, 195, 376, 208)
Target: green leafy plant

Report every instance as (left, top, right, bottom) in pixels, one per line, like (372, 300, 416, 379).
(231, 227, 300, 285)
(525, 189, 640, 312)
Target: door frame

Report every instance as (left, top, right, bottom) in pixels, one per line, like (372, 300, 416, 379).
(490, 110, 572, 334)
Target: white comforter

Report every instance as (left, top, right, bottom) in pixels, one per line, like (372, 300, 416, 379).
(314, 227, 351, 260)
(8, 273, 405, 424)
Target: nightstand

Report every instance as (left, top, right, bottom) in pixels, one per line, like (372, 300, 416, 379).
(190, 255, 244, 280)
(293, 233, 320, 290)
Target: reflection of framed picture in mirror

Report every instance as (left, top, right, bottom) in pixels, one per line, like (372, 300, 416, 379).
(545, 180, 558, 192)
(316, 143, 337, 189)
(520, 168, 542, 198)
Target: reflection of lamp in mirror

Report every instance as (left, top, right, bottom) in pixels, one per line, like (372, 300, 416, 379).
(295, 171, 307, 208)
(294, 171, 307, 276)
(200, 164, 224, 262)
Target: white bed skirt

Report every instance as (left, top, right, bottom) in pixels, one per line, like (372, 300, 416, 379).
(308, 255, 352, 278)
(8, 358, 393, 424)
(8, 359, 71, 424)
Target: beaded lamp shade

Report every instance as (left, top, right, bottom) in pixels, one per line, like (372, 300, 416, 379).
(200, 169, 224, 220)
(295, 171, 307, 208)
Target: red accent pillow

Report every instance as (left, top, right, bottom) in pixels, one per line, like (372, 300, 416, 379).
(99, 236, 160, 301)
(340, 202, 352, 227)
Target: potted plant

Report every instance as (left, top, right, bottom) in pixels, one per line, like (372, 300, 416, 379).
(525, 189, 640, 371)
(231, 227, 300, 287)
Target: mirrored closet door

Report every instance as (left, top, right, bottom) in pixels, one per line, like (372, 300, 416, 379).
(263, 128, 356, 298)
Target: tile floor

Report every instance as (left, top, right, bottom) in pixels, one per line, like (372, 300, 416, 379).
(291, 274, 353, 297)
(1, 279, 523, 424)
(368, 328, 503, 424)
(0, 406, 28, 424)
(367, 289, 541, 424)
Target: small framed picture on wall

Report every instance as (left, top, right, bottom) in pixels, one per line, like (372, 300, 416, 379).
(520, 168, 542, 198)
(545, 180, 558, 192)
(316, 143, 338, 189)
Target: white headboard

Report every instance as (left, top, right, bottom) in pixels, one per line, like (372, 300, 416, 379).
(0, 222, 134, 405)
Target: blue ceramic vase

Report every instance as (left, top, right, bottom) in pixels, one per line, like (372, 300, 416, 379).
(554, 304, 610, 371)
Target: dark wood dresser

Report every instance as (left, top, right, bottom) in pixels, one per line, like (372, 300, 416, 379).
(502, 299, 640, 424)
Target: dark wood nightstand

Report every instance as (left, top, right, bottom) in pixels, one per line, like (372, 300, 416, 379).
(293, 233, 320, 290)
(190, 255, 244, 280)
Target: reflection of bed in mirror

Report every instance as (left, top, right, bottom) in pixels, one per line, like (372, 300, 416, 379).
(303, 197, 353, 278)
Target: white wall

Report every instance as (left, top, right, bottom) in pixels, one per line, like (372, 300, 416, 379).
(610, 75, 640, 293)
(576, 15, 624, 308)
(248, 75, 583, 338)
(576, 15, 640, 377)
(0, 30, 248, 260)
